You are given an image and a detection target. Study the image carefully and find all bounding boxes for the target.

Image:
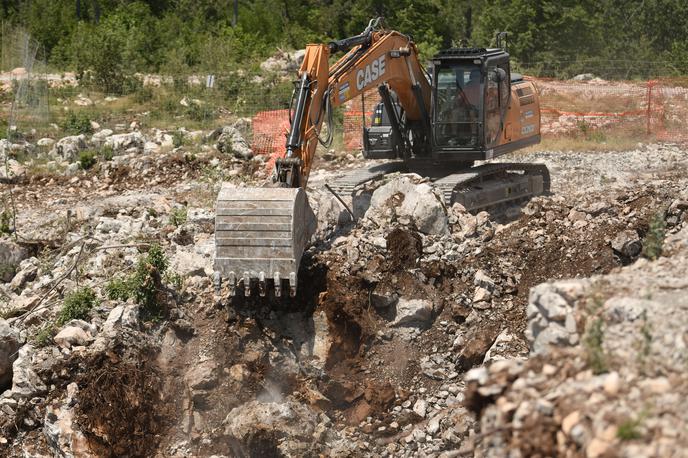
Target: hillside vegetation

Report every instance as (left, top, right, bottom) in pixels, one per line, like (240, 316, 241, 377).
(1, 0, 688, 90)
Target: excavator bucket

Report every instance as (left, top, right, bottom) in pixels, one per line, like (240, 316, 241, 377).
(213, 184, 315, 299)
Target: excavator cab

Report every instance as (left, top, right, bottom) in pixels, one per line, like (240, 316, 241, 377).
(430, 48, 521, 162)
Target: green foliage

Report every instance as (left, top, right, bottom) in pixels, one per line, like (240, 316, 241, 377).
(617, 417, 643, 441)
(61, 111, 93, 135)
(58, 287, 97, 325)
(583, 295, 608, 374)
(642, 211, 666, 260)
(0, 210, 12, 235)
(105, 244, 172, 320)
(34, 322, 57, 347)
(99, 145, 114, 162)
(168, 207, 188, 227)
(5, 0, 688, 80)
(78, 150, 97, 170)
(172, 131, 185, 148)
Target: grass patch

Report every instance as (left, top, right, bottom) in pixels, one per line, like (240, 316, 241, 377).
(58, 287, 98, 325)
(616, 416, 644, 441)
(168, 207, 187, 227)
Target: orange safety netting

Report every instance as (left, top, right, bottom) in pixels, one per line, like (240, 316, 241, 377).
(251, 109, 290, 171)
(249, 79, 688, 160)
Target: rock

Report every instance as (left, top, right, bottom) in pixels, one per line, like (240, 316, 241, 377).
(260, 49, 306, 73)
(474, 270, 496, 292)
(392, 298, 434, 327)
(9, 345, 47, 399)
(186, 360, 218, 391)
(91, 129, 113, 147)
(53, 326, 91, 349)
(50, 135, 88, 161)
(483, 329, 519, 363)
(611, 229, 642, 259)
(561, 410, 582, 435)
(143, 141, 161, 154)
(603, 371, 620, 395)
(586, 438, 611, 458)
(526, 281, 587, 354)
(223, 399, 317, 456)
(413, 399, 428, 418)
(365, 175, 449, 235)
(0, 319, 20, 390)
(0, 241, 29, 282)
(216, 126, 253, 159)
(170, 248, 212, 277)
(44, 382, 93, 457)
(103, 132, 144, 154)
(37, 138, 55, 147)
(572, 73, 595, 81)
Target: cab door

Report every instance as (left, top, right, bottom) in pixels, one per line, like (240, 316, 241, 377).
(485, 58, 510, 148)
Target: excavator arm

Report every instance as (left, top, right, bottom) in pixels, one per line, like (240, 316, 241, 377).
(214, 19, 432, 299)
(275, 19, 432, 189)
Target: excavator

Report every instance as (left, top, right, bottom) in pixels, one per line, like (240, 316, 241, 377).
(214, 18, 548, 299)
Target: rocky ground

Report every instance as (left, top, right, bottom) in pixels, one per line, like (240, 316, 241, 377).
(0, 123, 686, 457)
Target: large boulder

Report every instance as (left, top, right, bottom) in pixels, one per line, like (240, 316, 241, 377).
(365, 175, 449, 235)
(260, 49, 306, 73)
(224, 399, 318, 456)
(215, 126, 253, 159)
(0, 319, 20, 390)
(50, 135, 88, 162)
(0, 241, 29, 282)
(103, 131, 144, 154)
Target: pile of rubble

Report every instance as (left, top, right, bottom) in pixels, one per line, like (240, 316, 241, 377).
(0, 140, 686, 457)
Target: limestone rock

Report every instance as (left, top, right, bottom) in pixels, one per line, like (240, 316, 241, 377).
(0, 241, 29, 282)
(53, 326, 91, 349)
(0, 319, 20, 390)
(215, 126, 253, 159)
(392, 298, 434, 327)
(104, 132, 144, 154)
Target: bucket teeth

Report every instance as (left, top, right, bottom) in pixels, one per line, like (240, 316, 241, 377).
(228, 272, 236, 297)
(243, 272, 251, 297)
(274, 272, 282, 297)
(258, 272, 266, 297)
(289, 272, 297, 297)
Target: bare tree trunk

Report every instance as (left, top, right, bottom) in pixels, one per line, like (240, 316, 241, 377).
(76, 0, 81, 20)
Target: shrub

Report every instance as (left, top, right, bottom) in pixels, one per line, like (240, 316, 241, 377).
(62, 111, 93, 135)
(79, 150, 97, 170)
(105, 244, 172, 320)
(58, 287, 98, 325)
(34, 322, 56, 347)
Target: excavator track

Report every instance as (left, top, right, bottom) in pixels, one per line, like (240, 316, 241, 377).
(214, 184, 314, 299)
(329, 162, 550, 213)
(434, 162, 550, 211)
(328, 161, 407, 196)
